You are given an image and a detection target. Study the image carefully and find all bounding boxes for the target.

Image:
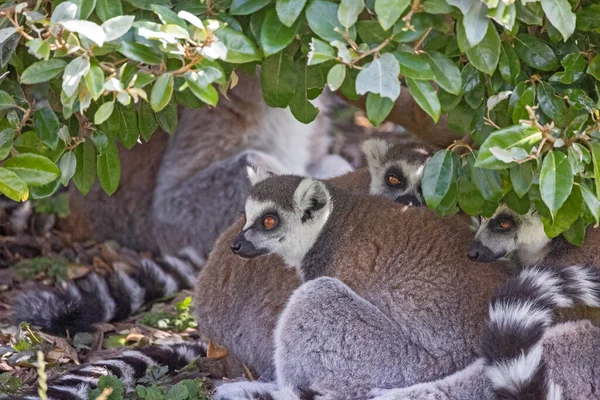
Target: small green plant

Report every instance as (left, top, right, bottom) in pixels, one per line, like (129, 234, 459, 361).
(13, 322, 43, 352)
(88, 376, 124, 400)
(13, 256, 69, 282)
(0, 372, 22, 396)
(136, 379, 208, 400)
(139, 297, 197, 332)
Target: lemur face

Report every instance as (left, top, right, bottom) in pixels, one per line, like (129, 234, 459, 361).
(361, 139, 435, 206)
(230, 169, 332, 269)
(468, 204, 550, 263)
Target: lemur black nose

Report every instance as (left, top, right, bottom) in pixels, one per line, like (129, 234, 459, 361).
(230, 240, 242, 254)
(467, 248, 479, 261)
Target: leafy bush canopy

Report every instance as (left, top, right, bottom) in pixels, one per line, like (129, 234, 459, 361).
(0, 0, 599, 243)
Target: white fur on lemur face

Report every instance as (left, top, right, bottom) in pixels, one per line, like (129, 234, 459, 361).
(230, 168, 332, 270)
(361, 139, 434, 206)
(468, 204, 551, 266)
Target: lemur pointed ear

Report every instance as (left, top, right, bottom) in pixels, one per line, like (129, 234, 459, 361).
(293, 178, 331, 219)
(247, 166, 273, 186)
(361, 139, 390, 170)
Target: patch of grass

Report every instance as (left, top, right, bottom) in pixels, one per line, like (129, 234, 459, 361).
(139, 297, 197, 332)
(0, 373, 21, 395)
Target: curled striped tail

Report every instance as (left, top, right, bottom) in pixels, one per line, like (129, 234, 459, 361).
(13, 248, 204, 336)
(482, 265, 600, 400)
(16, 342, 206, 400)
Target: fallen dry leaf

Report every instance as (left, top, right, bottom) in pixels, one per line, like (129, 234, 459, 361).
(206, 341, 228, 360)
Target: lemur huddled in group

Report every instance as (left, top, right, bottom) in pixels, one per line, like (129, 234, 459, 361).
(12, 75, 600, 399)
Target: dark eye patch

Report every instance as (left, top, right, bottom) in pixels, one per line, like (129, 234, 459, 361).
(384, 166, 407, 190)
(492, 214, 516, 233)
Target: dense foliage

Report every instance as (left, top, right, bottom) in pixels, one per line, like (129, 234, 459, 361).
(0, 0, 599, 243)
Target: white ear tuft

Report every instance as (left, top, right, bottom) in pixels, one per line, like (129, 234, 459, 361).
(247, 166, 273, 186)
(361, 139, 390, 170)
(293, 178, 331, 215)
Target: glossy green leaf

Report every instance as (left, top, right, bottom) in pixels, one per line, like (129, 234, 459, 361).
(510, 161, 534, 198)
(559, 53, 585, 84)
(356, 53, 401, 101)
(289, 62, 320, 124)
(591, 143, 600, 199)
(327, 64, 346, 91)
(0, 168, 28, 202)
(94, 101, 115, 125)
(469, 153, 503, 202)
(261, 8, 300, 56)
(498, 42, 520, 86)
(488, 2, 516, 31)
(422, 150, 456, 209)
(562, 217, 585, 246)
(4, 153, 60, 187)
(540, 0, 576, 42)
(139, 101, 158, 142)
(101, 103, 139, 149)
(426, 51, 462, 95)
(393, 51, 434, 80)
(504, 190, 530, 215)
(117, 42, 164, 65)
(516, 1, 544, 26)
(587, 55, 600, 81)
(230, 0, 272, 15)
(457, 176, 485, 215)
(96, 0, 123, 21)
(277, 0, 308, 27)
(365, 93, 393, 127)
(0, 129, 15, 160)
(33, 108, 60, 151)
(580, 183, 600, 224)
(307, 38, 335, 65)
(465, 22, 500, 75)
(214, 28, 260, 63)
(184, 71, 219, 106)
(375, 0, 409, 31)
(515, 34, 558, 72)
(150, 73, 174, 112)
(306, 0, 356, 43)
(512, 85, 535, 125)
(0, 91, 15, 112)
(423, 0, 453, 14)
(73, 140, 97, 196)
(405, 78, 440, 123)
(541, 185, 581, 238)
(462, 1, 489, 47)
(59, 20, 106, 46)
(477, 125, 541, 169)
(261, 51, 297, 107)
(97, 140, 121, 196)
(339, 0, 364, 28)
(85, 63, 104, 100)
(537, 81, 566, 126)
(20, 59, 67, 84)
(156, 100, 178, 134)
(540, 150, 573, 217)
(59, 151, 77, 186)
(461, 64, 484, 109)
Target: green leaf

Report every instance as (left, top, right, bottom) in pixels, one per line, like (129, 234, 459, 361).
(261, 8, 300, 56)
(0, 168, 28, 202)
(457, 176, 485, 215)
(101, 103, 139, 150)
(422, 150, 456, 209)
(0, 91, 15, 111)
(102, 15, 135, 42)
(92, 131, 109, 154)
(488, 2, 516, 31)
(79, 0, 97, 19)
(512, 85, 535, 125)
(277, 0, 308, 27)
(461, 64, 484, 109)
(20, 59, 67, 84)
(462, 1, 489, 47)
(85, 63, 104, 100)
(510, 161, 534, 198)
(59, 20, 106, 46)
(150, 74, 174, 112)
(338, 0, 364, 28)
(592, 143, 600, 199)
(117, 42, 164, 65)
(327, 64, 346, 91)
(393, 51, 434, 80)
(365, 93, 393, 126)
(580, 183, 600, 224)
(514, 34, 558, 72)
(289, 62, 320, 124)
(558, 53, 585, 84)
(139, 101, 158, 142)
(62, 55, 90, 97)
(540, 150, 573, 217)
(33, 108, 60, 150)
(587, 55, 600, 81)
(306, 0, 356, 43)
(4, 153, 60, 187)
(96, 0, 123, 21)
(0, 129, 15, 160)
(230, 0, 272, 15)
(563, 217, 585, 246)
(537, 81, 567, 126)
(576, 4, 600, 32)
(156, 100, 178, 134)
(465, 22, 500, 75)
(540, 0, 576, 42)
(261, 52, 296, 107)
(516, 1, 544, 26)
(184, 71, 219, 106)
(476, 125, 541, 169)
(73, 141, 96, 196)
(355, 53, 401, 101)
(405, 78, 440, 123)
(504, 190, 530, 215)
(541, 185, 581, 238)
(94, 102, 115, 125)
(425, 51, 461, 95)
(375, 0, 409, 31)
(423, 0, 453, 14)
(97, 140, 121, 196)
(214, 28, 260, 63)
(470, 165, 503, 202)
(307, 39, 335, 65)
(58, 151, 77, 186)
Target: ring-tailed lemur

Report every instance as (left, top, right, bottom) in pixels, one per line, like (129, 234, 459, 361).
(218, 170, 508, 398)
(14, 342, 206, 400)
(194, 139, 436, 378)
(213, 264, 600, 400)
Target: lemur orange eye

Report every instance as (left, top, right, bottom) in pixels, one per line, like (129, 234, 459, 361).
(499, 220, 512, 230)
(387, 175, 400, 185)
(263, 216, 277, 229)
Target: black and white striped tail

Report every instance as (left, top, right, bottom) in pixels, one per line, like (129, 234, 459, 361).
(15, 342, 206, 400)
(13, 248, 204, 336)
(481, 265, 600, 400)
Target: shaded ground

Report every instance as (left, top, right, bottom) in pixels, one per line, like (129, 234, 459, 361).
(0, 101, 411, 399)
